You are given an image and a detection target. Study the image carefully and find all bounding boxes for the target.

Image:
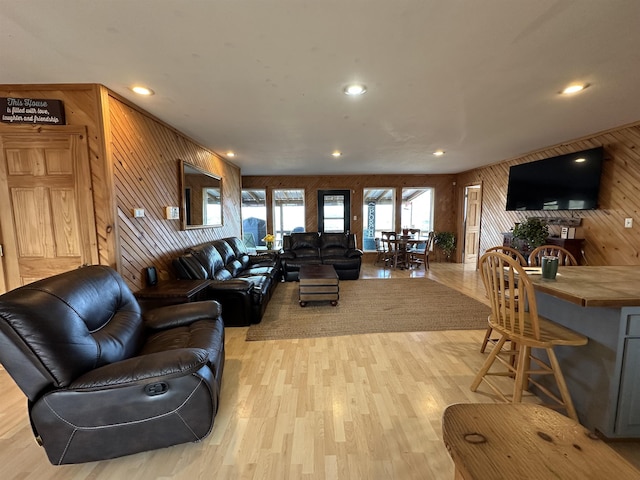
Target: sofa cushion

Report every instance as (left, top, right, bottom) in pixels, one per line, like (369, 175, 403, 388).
(213, 240, 244, 276)
(189, 244, 225, 279)
(288, 232, 320, 257)
(224, 237, 251, 269)
(320, 232, 351, 258)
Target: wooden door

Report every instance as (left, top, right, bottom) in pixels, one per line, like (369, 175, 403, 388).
(0, 125, 98, 292)
(464, 185, 482, 265)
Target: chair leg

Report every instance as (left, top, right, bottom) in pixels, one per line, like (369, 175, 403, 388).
(470, 335, 507, 391)
(480, 326, 493, 353)
(546, 347, 579, 421)
(513, 345, 530, 403)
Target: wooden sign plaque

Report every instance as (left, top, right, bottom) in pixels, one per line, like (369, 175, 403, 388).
(1, 97, 66, 125)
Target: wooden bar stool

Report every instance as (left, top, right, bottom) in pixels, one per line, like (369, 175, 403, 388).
(479, 246, 528, 353)
(471, 252, 588, 420)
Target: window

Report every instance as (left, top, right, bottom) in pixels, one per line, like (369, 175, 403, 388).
(362, 188, 395, 251)
(241, 189, 266, 246)
(401, 188, 434, 237)
(273, 189, 305, 246)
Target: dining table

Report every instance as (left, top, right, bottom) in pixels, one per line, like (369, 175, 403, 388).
(524, 265, 640, 438)
(386, 236, 424, 269)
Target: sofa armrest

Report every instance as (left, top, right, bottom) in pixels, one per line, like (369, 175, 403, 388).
(248, 252, 279, 264)
(204, 280, 256, 327)
(69, 348, 209, 390)
(143, 301, 222, 331)
(346, 248, 364, 258)
(279, 251, 296, 260)
(208, 279, 253, 293)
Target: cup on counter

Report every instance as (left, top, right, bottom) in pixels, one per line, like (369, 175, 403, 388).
(541, 256, 559, 280)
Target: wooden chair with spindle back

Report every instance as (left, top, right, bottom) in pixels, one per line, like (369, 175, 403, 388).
(528, 245, 578, 266)
(480, 245, 528, 353)
(471, 252, 588, 420)
(485, 245, 527, 267)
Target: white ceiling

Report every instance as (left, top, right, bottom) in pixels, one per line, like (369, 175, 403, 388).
(1, 1, 640, 175)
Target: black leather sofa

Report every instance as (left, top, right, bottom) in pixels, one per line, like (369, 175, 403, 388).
(280, 232, 363, 281)
(0, 265, 225, 464)
(173, 236, 281, 326)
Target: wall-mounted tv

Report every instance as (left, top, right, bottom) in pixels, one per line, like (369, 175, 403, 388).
(505, 147, 604, 211)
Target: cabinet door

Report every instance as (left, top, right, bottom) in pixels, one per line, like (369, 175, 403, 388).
(615, 337, 640, 436)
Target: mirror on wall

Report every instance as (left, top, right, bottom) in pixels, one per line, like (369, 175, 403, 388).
(180, 160, 222, 229)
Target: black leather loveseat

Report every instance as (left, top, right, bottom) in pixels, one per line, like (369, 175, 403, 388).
(0, 265, 225, 464)
(280, 232, 363, 281)
(173, 237, 281, 326)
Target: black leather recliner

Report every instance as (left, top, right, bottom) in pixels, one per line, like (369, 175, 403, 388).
(0, 265, 225, 465)
(280, 232, 363, 281)
(320, 232, 363, 280)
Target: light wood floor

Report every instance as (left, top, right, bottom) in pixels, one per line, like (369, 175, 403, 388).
(0, 262, 638, 478)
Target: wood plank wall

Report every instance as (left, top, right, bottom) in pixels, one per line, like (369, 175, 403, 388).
(106, 94, 242, 289)
(456, 121, 640, 266)
(241, 174, 458, 251)
(0, 84, 242, 291)
(0, 84, 115, 268)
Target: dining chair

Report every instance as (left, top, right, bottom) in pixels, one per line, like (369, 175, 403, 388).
(485, 245, 528, 266)
(373, 237, 386, 265)
(404, 228, 421, 268)
(528, 245, 578, 266)
(408, 231, 435, 270)
(408, 228, 421, 239)
(480, 245, 528, 353)
(380, 231, 400, 269)
(471, 251, 588, 420)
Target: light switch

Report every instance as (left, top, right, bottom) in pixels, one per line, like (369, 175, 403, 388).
(625, 218, 633, 228)
(132, 208, 145, 218)
(165, 206, 180, 220)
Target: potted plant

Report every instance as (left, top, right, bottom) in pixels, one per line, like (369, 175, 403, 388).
(434, 231, 456, 261)
(511, 217, 549, 250)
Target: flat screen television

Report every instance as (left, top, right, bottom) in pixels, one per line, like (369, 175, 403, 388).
(505, 147, 604, 211)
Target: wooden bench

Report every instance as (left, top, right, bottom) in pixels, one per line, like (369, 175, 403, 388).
(442, 403, 639, 479)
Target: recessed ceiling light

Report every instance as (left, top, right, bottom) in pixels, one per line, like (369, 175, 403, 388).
(343, 84, 367, 96)
(131, 85, 154, 96)
(433, 150, 445, 157)
(226, 151, 235, 158)
(561, 83, 589, 95)
(332, 151, 342, 157)
(574, 157, 586, 163)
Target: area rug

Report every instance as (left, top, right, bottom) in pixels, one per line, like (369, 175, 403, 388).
(246, 278, 490, 341)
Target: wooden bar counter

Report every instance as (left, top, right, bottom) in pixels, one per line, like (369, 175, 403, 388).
(528, 266, 640, 438)
(530, 266, 640, 307)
